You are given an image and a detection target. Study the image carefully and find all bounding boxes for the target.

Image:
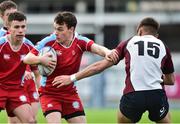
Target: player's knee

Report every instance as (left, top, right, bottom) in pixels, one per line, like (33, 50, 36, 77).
(8, 118, 21, 123)
(67, 116, 86, 123)
(155, 112, 171, 123)
(118, 111, 132, 123)
(22, 116, 36, 124)
(27, 118, 36, 124)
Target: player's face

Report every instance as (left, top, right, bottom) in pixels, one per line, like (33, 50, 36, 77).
(0, 8, 17, 27)
(54, 22, 74, 44)
(8, 20, 26, 42)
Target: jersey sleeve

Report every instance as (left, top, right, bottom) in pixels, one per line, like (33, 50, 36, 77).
(31, 33, 56, 56)
(24, 37, 35, 47)
(0, 27, 8, 37)
(115, 39, 129, 63)
(0, 37, 6, 50)
(24, 38, 38, 71)
(76, 34, 94, 52)
(161, 46, 174, 74)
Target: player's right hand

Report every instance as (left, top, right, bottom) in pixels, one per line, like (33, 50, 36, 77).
(52, 75, 72, 88)
(39, 52, 56, 69)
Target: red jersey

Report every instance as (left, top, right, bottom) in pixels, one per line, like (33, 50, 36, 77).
(31, 33, 94, 96)
(0, 36, 35, 89)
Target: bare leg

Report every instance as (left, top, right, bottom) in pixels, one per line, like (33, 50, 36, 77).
(45, 112, 61, 123)
(31, 102, 39, 120)
(67, 115, 86, 123)
(117, 110, 132, 123)
(156, 112, 171, 123)
(8, 102, 39, 124)
(13, 104, 36, 123)
(8, 117, 21, 124)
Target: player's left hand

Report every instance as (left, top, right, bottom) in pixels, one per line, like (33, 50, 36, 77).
(24, 71, 33, 80)
(106, 49, 119, 64)
(52, 75, 72, 88)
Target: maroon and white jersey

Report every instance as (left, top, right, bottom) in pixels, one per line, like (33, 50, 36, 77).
(115, 35, 174, 94)
(31, 33, 94, 95)
(0, 36, 35, 89)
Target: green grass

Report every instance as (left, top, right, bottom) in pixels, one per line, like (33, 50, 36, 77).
(0, 108, 180, 123)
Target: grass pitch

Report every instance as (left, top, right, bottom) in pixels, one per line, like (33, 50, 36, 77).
(0, 108, 180, 123)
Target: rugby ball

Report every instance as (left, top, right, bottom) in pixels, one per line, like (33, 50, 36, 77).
(38, 46, 57, 76)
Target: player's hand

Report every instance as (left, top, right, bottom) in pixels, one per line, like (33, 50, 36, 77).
(39, 52, 56, 69)
(24, 71, 33, 80)
(52, 75, 72, 88)
(106, 49, 119, 64)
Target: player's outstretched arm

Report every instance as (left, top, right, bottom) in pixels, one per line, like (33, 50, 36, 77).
(52, 59, 114, 88)
(106, 49, 119, 64)
(91, 44, 119, 64)
(90, 43, 110, 57)
(75, 59, 114, 80)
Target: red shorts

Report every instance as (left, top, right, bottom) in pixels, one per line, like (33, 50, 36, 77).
(24, 79, 39, 103)
(40, 93, 85, 119)
(0, 86, 30, 117)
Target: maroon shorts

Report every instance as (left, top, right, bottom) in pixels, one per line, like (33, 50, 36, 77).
(0, 86, 30, 117)
(40, 93, 85, 120)
(24, 79, 39, 103)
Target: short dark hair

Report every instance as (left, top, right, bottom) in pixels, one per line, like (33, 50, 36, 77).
(137, 17, 160, 34)
(8, 11, 26, 23)
(54, 11, 77, 29)
(0, 0, 17, 15)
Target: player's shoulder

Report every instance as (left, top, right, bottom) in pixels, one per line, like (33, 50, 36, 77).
(0, 27, 8, 37)
(42, 33, 56, 42)
(35, 33, 56, 51)
(142, 35, 165, 46)
(130, 35, 142, 41)
(0, 36, 7, 45)
(119, 36, 135, 47)
(23, 37, 35, 47)
(38, 33, 56, 46)
(130, 35, 161, 43)
(75, 32, 92, 43)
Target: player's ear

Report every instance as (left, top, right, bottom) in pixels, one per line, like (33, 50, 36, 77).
(69, 26, 75, 32)
(137, 28, 142, 36)
(155, 33, 159, 38)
